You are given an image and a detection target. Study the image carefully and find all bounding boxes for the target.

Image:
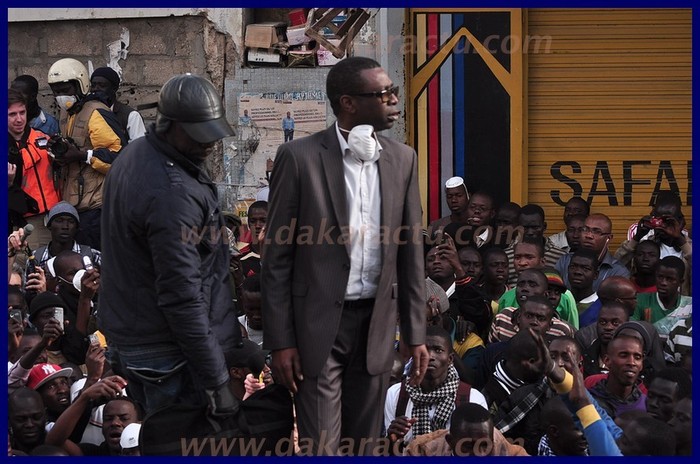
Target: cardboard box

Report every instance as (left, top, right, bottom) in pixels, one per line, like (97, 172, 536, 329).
(247, 47, 282, 65)
(245, 22, 286, 49)
(286, 25, 311, 46)
(317, 39, 345, 66)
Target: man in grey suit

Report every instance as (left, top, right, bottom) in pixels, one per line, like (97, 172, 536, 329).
(262, 57, 429, 456)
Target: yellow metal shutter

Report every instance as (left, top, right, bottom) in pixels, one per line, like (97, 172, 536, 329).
(526, 9, 691, 248)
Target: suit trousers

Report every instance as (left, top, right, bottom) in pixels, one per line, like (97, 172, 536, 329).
(295, 302, 390, 456)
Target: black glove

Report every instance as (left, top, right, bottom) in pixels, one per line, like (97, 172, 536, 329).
(205, 382, 240, 417)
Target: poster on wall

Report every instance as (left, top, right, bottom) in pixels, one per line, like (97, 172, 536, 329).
(239, 90, 328, 138)
(227, 91, 327, 202)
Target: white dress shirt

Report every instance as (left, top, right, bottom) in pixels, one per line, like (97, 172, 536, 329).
(335, 122, 382, 300)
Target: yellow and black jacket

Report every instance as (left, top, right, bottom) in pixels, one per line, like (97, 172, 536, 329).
(57, 94, 126, 211)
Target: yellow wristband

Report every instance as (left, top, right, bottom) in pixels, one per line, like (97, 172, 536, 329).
(576, 404, 600, 428)
(550, 370, 574, 394)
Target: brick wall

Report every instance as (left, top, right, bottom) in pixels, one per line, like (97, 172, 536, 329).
(8, 15, 236, 180)
(9, 15, 233, 125)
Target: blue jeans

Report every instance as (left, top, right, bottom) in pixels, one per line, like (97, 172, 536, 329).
(107, 342, 205, 414)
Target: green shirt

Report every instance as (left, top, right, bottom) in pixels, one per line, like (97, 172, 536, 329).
(632, 292, 692, 324)
(497, 288, 580, 329)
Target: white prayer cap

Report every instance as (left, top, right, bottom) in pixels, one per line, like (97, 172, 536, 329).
(444, 176, 469, 197)
(445, 176, 465, 189)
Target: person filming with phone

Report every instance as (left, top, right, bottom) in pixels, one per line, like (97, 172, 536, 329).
(614, 190, 692, 296)
(32, 251, 101, 366)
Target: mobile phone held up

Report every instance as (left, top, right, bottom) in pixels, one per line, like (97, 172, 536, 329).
(54, 307, 64, 331)
(10, 309, 23, 324)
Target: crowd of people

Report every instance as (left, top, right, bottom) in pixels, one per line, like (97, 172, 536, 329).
(7, 55, 692, 456)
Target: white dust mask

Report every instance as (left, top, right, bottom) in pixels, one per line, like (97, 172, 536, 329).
(72, 269, 85, 292)
(346, 124, 380, 163)
(55, 95, 77, 111)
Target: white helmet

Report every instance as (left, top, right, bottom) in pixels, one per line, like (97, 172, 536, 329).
(47, 58, 90, 96)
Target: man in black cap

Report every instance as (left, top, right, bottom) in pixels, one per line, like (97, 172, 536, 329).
(90, 67, 146, 142)
(100, 73, 240, 416)
(224, 338, 271, 400)
(609, 320, 666, 385)
(27, 291, 89, 366)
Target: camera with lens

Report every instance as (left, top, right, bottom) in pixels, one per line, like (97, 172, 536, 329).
(648, 217, 665, 228)
(49, 135, 75, 159)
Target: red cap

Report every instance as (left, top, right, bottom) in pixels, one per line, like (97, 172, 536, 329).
(27, 363, 73, 390)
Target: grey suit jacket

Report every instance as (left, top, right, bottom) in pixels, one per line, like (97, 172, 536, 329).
(262, 125, 426, 377)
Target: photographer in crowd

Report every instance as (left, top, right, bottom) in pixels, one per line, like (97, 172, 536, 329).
(47, 58, 126, 250)
(8, 88, 61, 245)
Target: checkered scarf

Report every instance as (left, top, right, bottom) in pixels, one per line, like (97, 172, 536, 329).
(537, 435, 556, 456)
(493, 360, 549, 434)
(406, 364, 460, 436)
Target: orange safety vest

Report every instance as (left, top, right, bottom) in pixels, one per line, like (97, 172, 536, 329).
(19, 129, 61, 216)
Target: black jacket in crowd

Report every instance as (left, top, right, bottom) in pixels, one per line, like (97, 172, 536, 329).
(98, 129, 241, 389)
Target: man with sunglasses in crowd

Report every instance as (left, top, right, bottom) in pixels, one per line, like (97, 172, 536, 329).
(556, 213, 629, 293)
(263, 56, 428, 456)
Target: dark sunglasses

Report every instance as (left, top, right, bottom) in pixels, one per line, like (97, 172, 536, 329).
(347, 85, 400, 103)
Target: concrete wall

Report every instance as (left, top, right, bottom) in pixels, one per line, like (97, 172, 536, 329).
(8, 15, 234, 128)
(8, 14, 236, 182)
(8, 8, 246, 55)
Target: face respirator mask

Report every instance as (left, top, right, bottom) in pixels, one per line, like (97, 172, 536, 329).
(342, 124, 380, 163)
(55, 95, 77, 111)
(72, 269, 85, 292)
